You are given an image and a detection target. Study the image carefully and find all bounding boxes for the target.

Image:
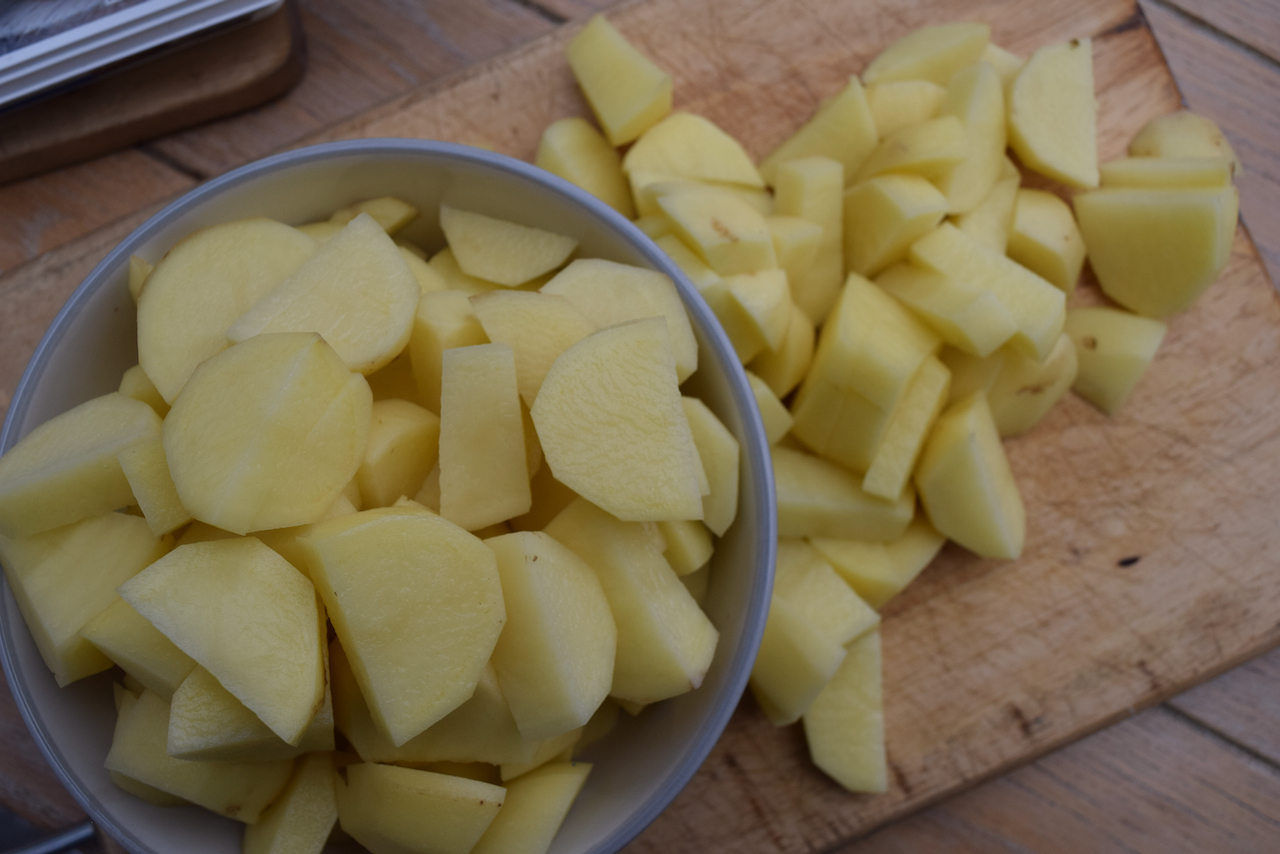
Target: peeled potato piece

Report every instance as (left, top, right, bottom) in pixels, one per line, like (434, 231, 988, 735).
(544, 497, 718, 705)
(565, 14, 671, 146)
(242, 752, 338, 854)
(759, 77, 877, 185)
(469, 762, 592, 854)
(862, 22, 990, 86)
(163, 332, 371, 535)
(0, 392, 160, 538)
(336, 763, 505, 854)
(226, 213, 420, 376)
(915, 392, 1025, 559)
(532, 318, 704, 523)
(1, 512, 169, 686)
(118, 538, 326, 746)
(1008, 38, 1099, 188)
(537, 117, 635, 217)
(802, 629, 886, 793)
(486, 531, 617, 741)
(1064, 306, 1167, 414)
(300, 508, 506, 747)
(105, 690, 293, 824)
(137, 217, 316, 403)
(623, 112, 764, 188)
(441, 206, 578, 287)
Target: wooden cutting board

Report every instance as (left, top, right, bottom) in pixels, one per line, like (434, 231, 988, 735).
(300, 0, 1280, 849)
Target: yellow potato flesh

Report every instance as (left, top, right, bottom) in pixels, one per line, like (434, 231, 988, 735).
(748, 303, 815, 398)
(952, 172, 1019, 253)
(136, 217, 316, 403)
(1008, 38, 1099, 188)
(909, 223, 1064, 360)
(802, 630, 887, 793)
(439, 344, 531, 531)
(0, 392, 160, 538)
(772, 156, 845, 325)
(409, 290, 489, 414)
(842, 173, 949, 278)
(242, 752, 338, 854)
(658, 188, 777, 277)
(532, 318, 703, 523)
(875, 262, 1018, 358)
(810, 516, 946, 609)
(1128, 109, 1242, 175)
(745, 370, 795, 445)
(225, 213, 420, 376)
(336, 763, 505, 854)
(118, 363, 169, 418)
(1007, 188, 1086, 294)
(440, 206, 578, 287)
(862, 22, 990, 86)
(80, 595, 195, 700)
(623, 111, 763, 188)
(862, 355, 951, 500)
(105, 690, 293, 824)
(935, 62, 1006, 214)
(544, 497, 718, 704)
(1064, 306, 1167, 414)
(566, 14, 671, 146)
(300, 508, 505, 747)
(536, 117, 635, 217)
(1100, 156, 1234, 189)
(118, 538, 325, 745)
(541, 257, 696, 382)
(163, 332, 371, 535)
(986, 332, 1078, 437)
(117, 436, 191, 536)
(865, 80, 945, 139)
(1073, 185, 1237, 317)
(760, 76, 877, 185)
(772, 446, 915, 541)
(853, 115, 971, 184)
(485, 531, 616, 741)
(357, 398, 441, 509)
(681, 397, 741, 536)
(915, 392, 1025, 559)
(1, 512, 168, 686)
(469, 762, 591, 854)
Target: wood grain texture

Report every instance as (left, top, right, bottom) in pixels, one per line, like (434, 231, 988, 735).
(1169, 646, 1280, 767)
(0, 661, 86, 829)
(837, 706, 1280, 853)
(0, 210, 157, 422)
(1142, 0, 1280, 287)
(0, 2, 304, 187)
(0, 154, 191, 276)
(146, 0, 560, 177)
(1159, 0, 1280, 63)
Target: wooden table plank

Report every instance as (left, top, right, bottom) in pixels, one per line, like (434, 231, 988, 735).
(838, 706, 1280, 853)
(1159, 0, 1280, 63)
(0, 154, 192, 275)
(1168, 646, 1280, 767)
(1142, 0, 1280, 287)
(146, 0, 561, 178)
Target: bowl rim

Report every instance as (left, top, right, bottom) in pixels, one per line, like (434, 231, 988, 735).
(0, 137, 776, 854)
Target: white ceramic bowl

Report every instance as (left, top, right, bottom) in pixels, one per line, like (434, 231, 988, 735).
(0, 139, 775, 854)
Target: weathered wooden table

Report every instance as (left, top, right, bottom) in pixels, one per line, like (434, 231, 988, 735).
(1, 1, 1279, 852)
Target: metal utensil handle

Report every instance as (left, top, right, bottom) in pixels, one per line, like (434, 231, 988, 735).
(1, 820, 94, 854)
